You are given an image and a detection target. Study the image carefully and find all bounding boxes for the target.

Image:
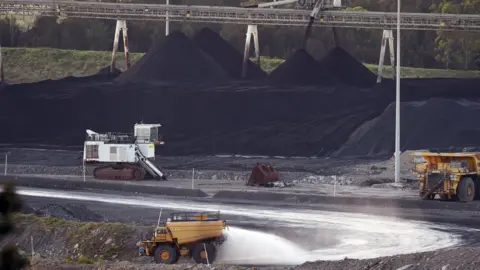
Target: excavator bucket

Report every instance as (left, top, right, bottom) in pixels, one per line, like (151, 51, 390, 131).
(246, 163, 280, 186)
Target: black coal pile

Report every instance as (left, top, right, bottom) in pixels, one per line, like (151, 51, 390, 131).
(0, 83, 383, 157)
(115, 31, 231, 84)
(96, 66, 122, 77)
(33, 203, 104, 222)
(194, 27, 267, 81)
(334, 98, 480, 157)
(318, 46, 377, 88)
(267, 49, 338, 86)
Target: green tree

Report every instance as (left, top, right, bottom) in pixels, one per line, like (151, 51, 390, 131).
(431, 0, 480, 69)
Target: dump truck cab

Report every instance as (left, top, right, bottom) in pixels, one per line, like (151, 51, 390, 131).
(411, 151, 480, 202)
(139, 211, 227, 264)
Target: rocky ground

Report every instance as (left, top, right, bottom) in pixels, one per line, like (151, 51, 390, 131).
(0, 147, 418, 188)
(10, 212, 480, 270)
(4, 147, 474, 270)
(25, 247, 480, 270)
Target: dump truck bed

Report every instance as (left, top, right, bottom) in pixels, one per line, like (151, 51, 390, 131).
(411, 151, 480, 158)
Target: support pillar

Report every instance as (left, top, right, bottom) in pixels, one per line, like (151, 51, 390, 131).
(110, 20, 130, 74)
(242, 25, 260, 79)
(377, 29, 395, 83)
(166, 0, 170, 36)
(120, 20, 130, 69)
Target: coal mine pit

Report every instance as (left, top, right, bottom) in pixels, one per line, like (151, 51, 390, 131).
(2, 28, 480, 157)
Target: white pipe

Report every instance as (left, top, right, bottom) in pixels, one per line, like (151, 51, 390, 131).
(256, 0, 297, 8)
(4, 154, 6, 175)
(192, 168, 195, 189)
(394, 0, 401, 183)
(333, 175, 336, 197)
(82, 159, 86, 182)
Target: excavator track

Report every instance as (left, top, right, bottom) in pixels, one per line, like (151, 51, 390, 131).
(93, 163, 146, 181)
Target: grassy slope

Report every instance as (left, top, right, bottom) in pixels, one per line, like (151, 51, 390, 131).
(12, 214, 148, 263)
(2, 47, 480, 84)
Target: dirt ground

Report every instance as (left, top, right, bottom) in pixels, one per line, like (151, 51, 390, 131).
(10, 211, 480, 270)
(0, 147, 417, 185)
(26, 248, 480, 270)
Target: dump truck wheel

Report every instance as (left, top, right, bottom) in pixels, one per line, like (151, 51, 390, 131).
(457, 177, 475, 202)
(192, 243, 217, 264)
(154, 245, 177, 264)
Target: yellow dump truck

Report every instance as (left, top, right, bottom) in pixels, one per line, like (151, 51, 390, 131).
(138, 211, 227, 264)
(411, 151, 480, 202)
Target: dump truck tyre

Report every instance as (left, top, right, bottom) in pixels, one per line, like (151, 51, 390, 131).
(154, 245, 177, 264)
(457, 177, 475, 202)
(192, 243, 217, 264)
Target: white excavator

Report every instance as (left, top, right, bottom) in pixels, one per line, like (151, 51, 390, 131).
(83, 123, 167, 181)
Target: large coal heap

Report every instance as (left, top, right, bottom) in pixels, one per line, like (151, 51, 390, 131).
(319, 46, 377, 88)
(115, 31, 231, 84)
(334, 98, 480, 157)
(4, 77, 480, 157)
(5, 27, 480, 157)
(194, 27, 267, 81)
(267, 49, 338, 86)
(0, 83, 383, 157)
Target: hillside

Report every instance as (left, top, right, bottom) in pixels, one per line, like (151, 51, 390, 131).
(2, 47, 480, 84)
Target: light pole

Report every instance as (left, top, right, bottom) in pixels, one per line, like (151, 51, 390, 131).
(165, 0, 170, 36)
(394, 0, 401, 183)
(4, 152, 10, 175)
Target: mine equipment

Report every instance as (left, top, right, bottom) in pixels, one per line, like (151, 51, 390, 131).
(242, 0, 343, 10)
(246, 163, 281, 187)
(83, 123, 167, 181)
(138, 211, 227, 264)
(411, 151, 480, 202)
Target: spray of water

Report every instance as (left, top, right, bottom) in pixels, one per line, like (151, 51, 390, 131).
(17, 188, 472, 265)
(217, 227, 310, 265)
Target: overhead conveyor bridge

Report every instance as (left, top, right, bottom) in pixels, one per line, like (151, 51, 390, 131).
(2, 0, 480, 31)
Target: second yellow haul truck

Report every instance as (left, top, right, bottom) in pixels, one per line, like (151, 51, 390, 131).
(411, 151, 480, 202)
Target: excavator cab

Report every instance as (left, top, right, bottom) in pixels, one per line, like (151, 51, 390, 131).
(411, 151, 480, 202)
(134, 123, 164, 145)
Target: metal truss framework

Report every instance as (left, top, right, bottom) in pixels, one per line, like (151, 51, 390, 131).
(2, 0, 480, 32)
